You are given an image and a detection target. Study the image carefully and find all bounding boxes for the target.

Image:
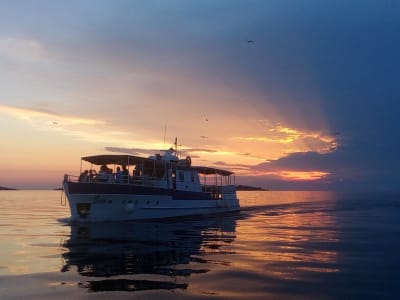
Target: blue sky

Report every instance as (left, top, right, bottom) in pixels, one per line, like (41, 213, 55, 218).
(0, 0, 399, 190)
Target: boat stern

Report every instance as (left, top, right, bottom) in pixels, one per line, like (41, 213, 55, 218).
(219, 185, 240, 210)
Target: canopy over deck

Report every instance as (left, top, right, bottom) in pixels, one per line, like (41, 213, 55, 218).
(82, 154, 150, 166)
(191, 166, 234, 176)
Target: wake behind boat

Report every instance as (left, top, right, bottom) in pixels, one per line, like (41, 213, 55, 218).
(62, 148, 239, 221)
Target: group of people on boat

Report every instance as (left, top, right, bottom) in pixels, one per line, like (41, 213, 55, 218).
(78, 164, 129, 184)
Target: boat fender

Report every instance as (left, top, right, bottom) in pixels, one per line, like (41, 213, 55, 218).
(125, 201, 135, 213)
(186, 156, 192, 167)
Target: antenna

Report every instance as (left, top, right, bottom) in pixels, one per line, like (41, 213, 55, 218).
(174, 136, 178, 153)
(163, 121, 168, 149)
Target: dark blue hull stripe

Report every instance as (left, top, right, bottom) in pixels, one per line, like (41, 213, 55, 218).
(67, 182, 212, 200)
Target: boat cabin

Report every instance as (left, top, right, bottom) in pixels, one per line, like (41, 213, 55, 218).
(73, 152, 235, 194)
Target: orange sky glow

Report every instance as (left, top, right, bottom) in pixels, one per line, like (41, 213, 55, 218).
(0, 100, 337, 189)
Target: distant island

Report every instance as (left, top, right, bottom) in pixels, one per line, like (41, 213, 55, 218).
(236, 185, 268, 191)
(0, 186, 17, 190)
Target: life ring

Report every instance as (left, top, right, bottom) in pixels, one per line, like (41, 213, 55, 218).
(186, 156, 192, 167)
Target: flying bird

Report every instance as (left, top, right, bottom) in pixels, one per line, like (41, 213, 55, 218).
(247, 39, 255, 44)
(200, 135, 208, 139)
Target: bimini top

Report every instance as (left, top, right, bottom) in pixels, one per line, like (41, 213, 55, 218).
(81, 154, 234, 176)
(82, 154, 150, 166)
(191, 166, 234, 176)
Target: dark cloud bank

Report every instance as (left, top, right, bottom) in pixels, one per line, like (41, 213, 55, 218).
(228, 1, 400, 191)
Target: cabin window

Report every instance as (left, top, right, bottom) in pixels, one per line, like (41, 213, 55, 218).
(179, 171, 184, 182)
(191, 172, 195, 183)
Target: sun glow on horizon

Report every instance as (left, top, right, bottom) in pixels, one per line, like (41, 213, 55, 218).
(231, 168, 330, 182)
(279, 170, 330, 181)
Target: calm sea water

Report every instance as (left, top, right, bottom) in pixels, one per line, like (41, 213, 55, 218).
(0, 190, 399, 299)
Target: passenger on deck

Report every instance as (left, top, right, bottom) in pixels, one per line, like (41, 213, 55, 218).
(89, 169, 97, 182)
(133, 165, 142, 177)
(116, 166, 123, 183)
(96, 165, 113, 182)
(78, 170, 89, 182)
(122, 165, 129, 183)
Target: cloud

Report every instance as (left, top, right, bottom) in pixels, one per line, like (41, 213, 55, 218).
(181, 148, 218, 153)
(0, 104, 137, 146)
(104, 147, 160, 156)
(232, 123, 337, 153)
(256, 152, 331, 173)
(242, 138, 400, 191)
(0, 104, 106, 126)
(0, 37, 51, 63)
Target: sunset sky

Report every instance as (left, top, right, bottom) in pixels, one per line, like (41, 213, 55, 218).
(0, 0, 399, 190)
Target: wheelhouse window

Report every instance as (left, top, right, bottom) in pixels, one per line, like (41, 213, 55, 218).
(179, 171, 184, 182)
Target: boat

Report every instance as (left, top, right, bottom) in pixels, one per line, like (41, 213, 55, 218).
(62, 147, 239, 221)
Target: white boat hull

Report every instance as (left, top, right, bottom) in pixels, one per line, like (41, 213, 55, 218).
(63, 182, 240, 221)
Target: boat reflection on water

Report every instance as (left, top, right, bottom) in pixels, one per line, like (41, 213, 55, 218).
(61, 214, 237, 293)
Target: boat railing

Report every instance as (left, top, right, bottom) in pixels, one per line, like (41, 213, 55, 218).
(64, 173, 166, 188)
(64, 174, 79, 183)
(201, 185, 223, 200)
(201, 184, 237, 199)
(201, 184, 236, 193)
(129, 176, 165, 187)
(202, 184, 221, 193)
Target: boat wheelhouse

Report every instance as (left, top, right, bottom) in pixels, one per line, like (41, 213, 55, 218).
(62, 149, 239, 221)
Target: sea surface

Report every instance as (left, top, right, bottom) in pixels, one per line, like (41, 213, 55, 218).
(0, 190, 399, 300)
